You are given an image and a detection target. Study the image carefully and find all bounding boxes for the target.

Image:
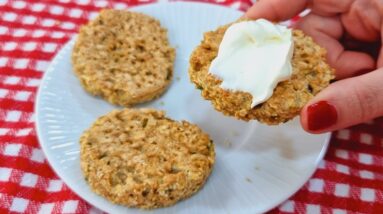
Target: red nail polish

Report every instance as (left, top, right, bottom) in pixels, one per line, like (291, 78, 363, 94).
(307, 101, 338, 131)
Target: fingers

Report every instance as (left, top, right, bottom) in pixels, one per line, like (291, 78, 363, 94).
(340, 0, 381, 42)
(375, 0, 383, 15)
(300, 67, 383, 133)
(374, 0, 383, 68)
(244, 0, 307, 21)
(244, 0, 355, 20)
(377, 26, 383, 68)
(334, 51, 376, 78)
(297, 14, 376, 79)
(295, 14, 342, 38)
(310, 0, 353, 16)
(378, 46, 383, 68)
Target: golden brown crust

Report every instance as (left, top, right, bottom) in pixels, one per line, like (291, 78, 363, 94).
(72, 9, 175, 106)
(80, 108, 215, 209)
(189, 22, 335, 124)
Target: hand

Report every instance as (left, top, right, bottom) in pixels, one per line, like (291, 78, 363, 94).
(245, 0, 383, 133)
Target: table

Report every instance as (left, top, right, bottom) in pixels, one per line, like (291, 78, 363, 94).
(0, 0, 382, 213)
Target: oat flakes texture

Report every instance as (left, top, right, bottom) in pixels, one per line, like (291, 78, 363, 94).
(189, 22, 335, 124)
(72, 9, 175, 106)
(80, 108, 215, 209)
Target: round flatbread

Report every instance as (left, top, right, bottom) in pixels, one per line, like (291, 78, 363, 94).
(72, 9, 175, 106)
(80, 108, 215, 209)
(189, 22, 335, 124)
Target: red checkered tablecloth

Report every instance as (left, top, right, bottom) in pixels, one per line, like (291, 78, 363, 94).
(1, 0, 383, 213)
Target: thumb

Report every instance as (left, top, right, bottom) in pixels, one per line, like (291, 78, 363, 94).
(300, 67, 383, 133)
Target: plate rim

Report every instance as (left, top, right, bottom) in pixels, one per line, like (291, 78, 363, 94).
(35, 2, 331, 213)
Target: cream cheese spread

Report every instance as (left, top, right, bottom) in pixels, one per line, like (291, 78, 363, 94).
(209, 19, 294, 107)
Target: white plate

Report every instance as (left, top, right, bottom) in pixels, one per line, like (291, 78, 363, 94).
(36, 2, 330, 214)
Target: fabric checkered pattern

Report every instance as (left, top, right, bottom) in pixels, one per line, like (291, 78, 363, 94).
(0, 0, 382, 213)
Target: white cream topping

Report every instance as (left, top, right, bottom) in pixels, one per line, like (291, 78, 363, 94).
(209, 19, 294, 107)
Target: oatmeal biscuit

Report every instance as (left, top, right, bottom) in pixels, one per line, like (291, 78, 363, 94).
(80, 108, 215, 209)
(72, 9, 175, 106)
(189, 22, 335, 124)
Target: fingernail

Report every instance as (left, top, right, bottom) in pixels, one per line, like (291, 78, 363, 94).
(354, 69, 371, 76)
(307, 101, 338, 131)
